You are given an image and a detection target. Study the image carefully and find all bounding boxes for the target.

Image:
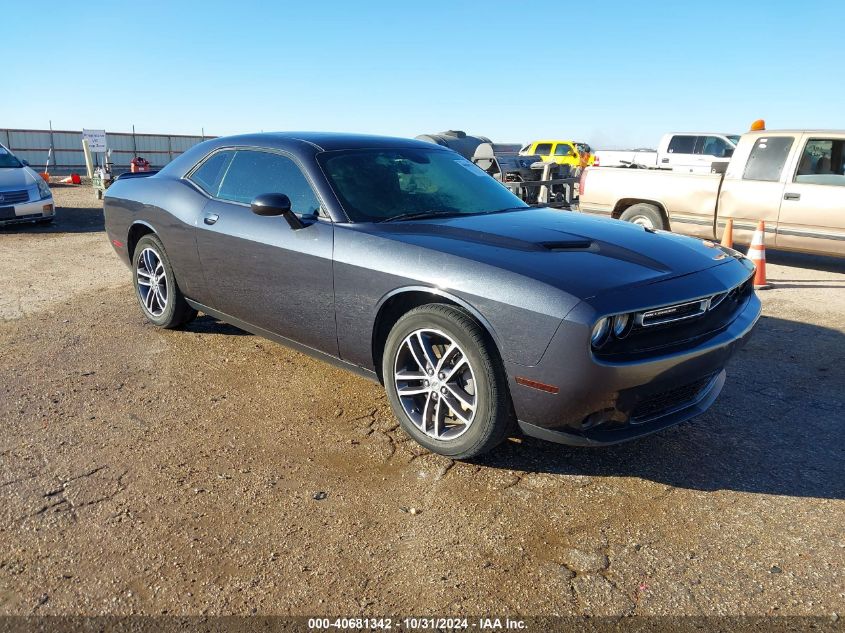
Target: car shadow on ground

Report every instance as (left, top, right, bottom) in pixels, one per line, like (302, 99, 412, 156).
(475, 315, 845, 501)
(184, 314, 252, 336)
(0, 204, 104, 234)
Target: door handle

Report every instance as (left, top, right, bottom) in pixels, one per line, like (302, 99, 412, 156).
(661, 158, 669, 163)
(783, 192, 801, 201)
(203, 213, 219, 225)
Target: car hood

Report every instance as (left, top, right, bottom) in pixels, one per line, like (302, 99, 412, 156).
(0, 166, 39, 189)
(363, 208, 737, 300)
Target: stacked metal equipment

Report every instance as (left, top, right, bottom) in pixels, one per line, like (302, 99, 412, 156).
(416, 131, 576, 207)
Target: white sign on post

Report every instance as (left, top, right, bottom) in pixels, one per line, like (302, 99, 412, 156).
(82, 129, 107, 153)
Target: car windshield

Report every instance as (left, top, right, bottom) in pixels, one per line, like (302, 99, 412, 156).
(0, 146, 23, 169)
(318, 148, 528, 222)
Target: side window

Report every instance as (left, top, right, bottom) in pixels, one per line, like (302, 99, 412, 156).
(795, 139, 845, 187)
(534, 143, 552, 155)
(698, 136, 729, 157)
(554, 143, 573, 156)
(189, 150, 234, 196)
(742, 137, 794, 182)
(667, 135, 696, 154)
(217, 150, 321, 214)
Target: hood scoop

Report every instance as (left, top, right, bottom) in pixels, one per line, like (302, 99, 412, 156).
(540, 239, 595, 252)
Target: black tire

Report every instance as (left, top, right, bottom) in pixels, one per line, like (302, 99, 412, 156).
(382, 303, 515, 459)
(619, 203, 667, 230)
(132, 233, 197, 328)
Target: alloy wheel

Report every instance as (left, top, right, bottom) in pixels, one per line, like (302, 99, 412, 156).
(393, 328, 478, 440)
(136, 247, 168, 317)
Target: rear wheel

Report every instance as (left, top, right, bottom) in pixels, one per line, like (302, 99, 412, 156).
(132, 234, 197, 328)
(619, 203, 666, 230)
(383, 304, 515, 459)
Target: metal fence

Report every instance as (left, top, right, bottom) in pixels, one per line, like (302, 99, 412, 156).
(0, 128, 213, 175)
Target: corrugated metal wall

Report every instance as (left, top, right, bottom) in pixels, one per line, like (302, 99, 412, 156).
(0, 128, 212, 174)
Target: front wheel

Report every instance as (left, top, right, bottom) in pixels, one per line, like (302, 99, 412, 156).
(383, 304, 515, 459)
(132, 233, 197, 328)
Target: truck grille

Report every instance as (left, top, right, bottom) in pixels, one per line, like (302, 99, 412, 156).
(631, 373, 716, 422)
(0, 189, 30, 205)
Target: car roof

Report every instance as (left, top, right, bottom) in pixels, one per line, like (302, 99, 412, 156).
(207, 132, 440, 152)
(667, 132, 738, 136)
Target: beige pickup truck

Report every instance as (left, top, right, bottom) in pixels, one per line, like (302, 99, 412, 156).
(578, 129, 845, 257)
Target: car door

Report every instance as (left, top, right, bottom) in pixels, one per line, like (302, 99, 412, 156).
(533, 142, 553, 162)
(777, 134, 845, 256)
(191, 148, 337, 355)
(662, 135, 698, 171)
(694, 136, 733, 173)
(553, 142, 576, 168)
(717, 135, 795, 245)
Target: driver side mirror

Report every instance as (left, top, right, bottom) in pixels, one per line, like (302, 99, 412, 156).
(251, 193, 304, 230)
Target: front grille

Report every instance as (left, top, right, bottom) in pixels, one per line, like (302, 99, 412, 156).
(639, 298, 708, 327)
(595, 273, 754, 360)
(630, 373, 715, 422)
(0, 189, 30, 205)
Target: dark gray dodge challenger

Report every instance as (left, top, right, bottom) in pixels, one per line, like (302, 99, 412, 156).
(104, 133, 761, 458)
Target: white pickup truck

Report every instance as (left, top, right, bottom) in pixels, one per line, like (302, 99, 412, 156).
(579, 129, 845, 258)
(595, 132, 740, 173)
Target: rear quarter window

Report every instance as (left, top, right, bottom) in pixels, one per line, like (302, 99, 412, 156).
(742, 137, 794, 182)
(534, 143, 552, 155)
(189, 150, 234, 196)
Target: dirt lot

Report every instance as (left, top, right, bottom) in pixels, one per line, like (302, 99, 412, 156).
(1, 186, 843, 619)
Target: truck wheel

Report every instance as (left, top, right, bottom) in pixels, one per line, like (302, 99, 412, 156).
(619, 203, 666, 230)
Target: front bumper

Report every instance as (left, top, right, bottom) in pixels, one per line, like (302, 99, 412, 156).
(0, 196, 55, 225)
(508, 276, 761, 446)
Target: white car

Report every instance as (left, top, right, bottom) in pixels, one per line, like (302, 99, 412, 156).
(0, 143, 55, 226)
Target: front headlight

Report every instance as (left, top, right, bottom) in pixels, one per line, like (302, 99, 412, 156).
(591, 317, 611, 348)
(612, 313, 631, 338)
(36, 178, 52, 200)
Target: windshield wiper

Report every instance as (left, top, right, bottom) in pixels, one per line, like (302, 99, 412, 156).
(380, 210, 464, 223)
(478, 206, 531, 215)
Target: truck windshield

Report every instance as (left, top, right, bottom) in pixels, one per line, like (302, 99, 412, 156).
(727, 135, 741, 146)
(319, 148, 528, 223)
(0, 147, 23, 169)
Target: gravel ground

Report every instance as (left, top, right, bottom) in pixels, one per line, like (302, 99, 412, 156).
(0, 186, 843, 619)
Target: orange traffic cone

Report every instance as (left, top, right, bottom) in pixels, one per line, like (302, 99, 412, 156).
(720, 218, 734, 248)
(747, 221, 771, 290)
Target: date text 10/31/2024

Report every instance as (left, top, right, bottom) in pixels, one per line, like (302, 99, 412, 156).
(307, 617, 527, 630)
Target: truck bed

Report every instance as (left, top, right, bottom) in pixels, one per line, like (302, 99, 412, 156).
(579, 167, 723, 237)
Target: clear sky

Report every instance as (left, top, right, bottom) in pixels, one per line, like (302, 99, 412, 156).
(2, 1, 842, 149)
